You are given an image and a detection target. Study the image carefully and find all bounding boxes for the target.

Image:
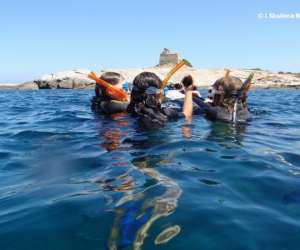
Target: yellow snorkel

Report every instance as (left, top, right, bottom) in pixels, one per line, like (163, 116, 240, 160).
(161, 59, 192, 89)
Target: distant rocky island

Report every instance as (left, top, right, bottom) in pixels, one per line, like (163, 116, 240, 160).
(1, 49, 300, 90)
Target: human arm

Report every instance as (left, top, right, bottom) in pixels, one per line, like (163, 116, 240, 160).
(182, 75, 194, 121)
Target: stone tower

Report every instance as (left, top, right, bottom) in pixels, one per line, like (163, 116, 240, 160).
(159, 48, 181, 66)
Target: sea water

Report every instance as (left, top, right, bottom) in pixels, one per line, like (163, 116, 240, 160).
(0, 89, 300, 250)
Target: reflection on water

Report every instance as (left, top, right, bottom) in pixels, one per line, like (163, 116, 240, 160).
(97, 114, 183, 249)
(206, 121, 247, 144)
(182, 124, 192, 139)
(107, 162, 182, 250)
(101, 129, 123, 152)
(154, 225, 181, 245)
(97, 109, 262, 250)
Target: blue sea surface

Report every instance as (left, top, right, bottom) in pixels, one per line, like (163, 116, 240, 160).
(0, 89, 300, 250)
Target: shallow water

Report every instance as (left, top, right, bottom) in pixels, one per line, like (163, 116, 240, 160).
(0, 89, 300, 250)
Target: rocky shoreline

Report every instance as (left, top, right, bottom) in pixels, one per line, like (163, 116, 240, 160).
(1, 66, 300, 90)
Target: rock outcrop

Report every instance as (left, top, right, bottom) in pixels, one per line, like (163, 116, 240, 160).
(0, 83, 19, 89)
(34, 69, 94, 89)
(0, 82, 38, 90)
(1, 67, 300, 90)
(17, 82, 39, 90)
(101, 67, 300, 89)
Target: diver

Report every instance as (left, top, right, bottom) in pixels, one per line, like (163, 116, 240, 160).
(91, 72, 130, 114)
(165, 77, 201, 100)
(127, 72, 194, 128)
(193, 71, 253, 123)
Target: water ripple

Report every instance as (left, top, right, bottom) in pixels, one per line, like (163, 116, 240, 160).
(0, 89, 300, 250)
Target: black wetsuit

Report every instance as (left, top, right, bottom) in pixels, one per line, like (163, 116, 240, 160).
(132, 102, 183, 128)
(193, 96, 251, 123)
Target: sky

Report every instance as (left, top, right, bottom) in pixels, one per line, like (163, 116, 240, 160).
(0, 0, 299, 82)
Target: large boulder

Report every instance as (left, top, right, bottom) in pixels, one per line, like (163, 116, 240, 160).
(35, 69, 94, 89)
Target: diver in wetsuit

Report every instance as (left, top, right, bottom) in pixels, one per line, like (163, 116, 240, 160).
(127, 72, 194, 128)
(91, 72, 130, 114)
(193, 73, 252, 123)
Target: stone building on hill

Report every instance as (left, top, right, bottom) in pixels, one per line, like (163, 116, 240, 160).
(159, 48, 181, 66)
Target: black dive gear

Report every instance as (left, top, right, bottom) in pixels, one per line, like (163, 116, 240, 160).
(128, 72, 183, 128)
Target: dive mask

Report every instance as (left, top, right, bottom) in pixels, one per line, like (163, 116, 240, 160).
(145, 86, 163, 108)
(145, 86, 163, 96)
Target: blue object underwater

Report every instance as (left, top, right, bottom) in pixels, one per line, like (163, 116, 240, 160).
(118, 201, 152, 248)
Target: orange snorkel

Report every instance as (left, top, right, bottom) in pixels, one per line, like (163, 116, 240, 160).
(88, 72, 129, 102)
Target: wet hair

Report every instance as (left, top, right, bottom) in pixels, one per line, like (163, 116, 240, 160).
(212, 76, 243, 98)
(128, 72, 162, 112)
(210, 76, 247, 106)
(132, 72, 162, 91)
(95, 72, 125, 98)
(181, 75, 193, 88)
(100, 72, 125, 86)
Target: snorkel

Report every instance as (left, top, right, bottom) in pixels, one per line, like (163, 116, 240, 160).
(161, 59, 193, 89)
(88, 72, 129, 102)
(232, 73, 254, 123)
(158, 59, 193, 103)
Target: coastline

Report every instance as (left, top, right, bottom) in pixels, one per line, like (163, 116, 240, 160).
(1, 66, 300, 90)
